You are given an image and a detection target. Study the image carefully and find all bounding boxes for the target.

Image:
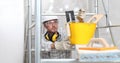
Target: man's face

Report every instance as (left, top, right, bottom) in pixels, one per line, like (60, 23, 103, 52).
(44, 19, 58, 33)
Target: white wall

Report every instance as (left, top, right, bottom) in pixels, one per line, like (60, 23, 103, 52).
(0, 0, 24, 63)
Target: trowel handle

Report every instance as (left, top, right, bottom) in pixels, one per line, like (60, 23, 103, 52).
(87, 38, 110, 47)
(65, 11, 75, 37)
(87, 14, 104, 23)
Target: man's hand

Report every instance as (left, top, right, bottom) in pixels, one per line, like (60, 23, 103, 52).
(51, 43, 55, 49)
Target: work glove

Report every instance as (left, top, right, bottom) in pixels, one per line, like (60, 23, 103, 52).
(55, 41, 73, 50)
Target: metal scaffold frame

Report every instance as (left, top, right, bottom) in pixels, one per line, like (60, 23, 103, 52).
(34, 0, 41, 63)
(24, 0, 97, 63)
(24, 0, 120, 63)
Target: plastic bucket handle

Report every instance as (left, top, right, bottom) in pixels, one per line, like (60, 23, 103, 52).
(87, 14, 104, 23)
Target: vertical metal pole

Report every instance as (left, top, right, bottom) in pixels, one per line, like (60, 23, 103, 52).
(95, 0, 99, 38)
(102, 0, 116, 46)
(35, 0, 41, 63)
(95, 0, 98, 14)
(106, 0, 116, 46)
(28, 0, 32, 63)
(24, 0, 29, 63)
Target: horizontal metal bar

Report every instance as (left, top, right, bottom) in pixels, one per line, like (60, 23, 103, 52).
(29, 23, 120, 29)
(41, 59, 120, 63)
(41, 59, 77, 62)
(42, 13, 96, 16)
(25, 49, 35, 52)
(97, 25, 120, 28)
(31, 49, 35, 51)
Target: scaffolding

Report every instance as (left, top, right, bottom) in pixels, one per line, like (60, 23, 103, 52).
(24, 0, 120, 63)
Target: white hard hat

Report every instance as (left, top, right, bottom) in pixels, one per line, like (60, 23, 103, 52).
(42, 16, 58, 23)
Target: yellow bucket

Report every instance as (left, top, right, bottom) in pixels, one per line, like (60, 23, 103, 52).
(69, 22, 96, 45)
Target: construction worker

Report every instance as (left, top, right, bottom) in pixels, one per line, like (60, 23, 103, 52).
(41, 16, 71, 58)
